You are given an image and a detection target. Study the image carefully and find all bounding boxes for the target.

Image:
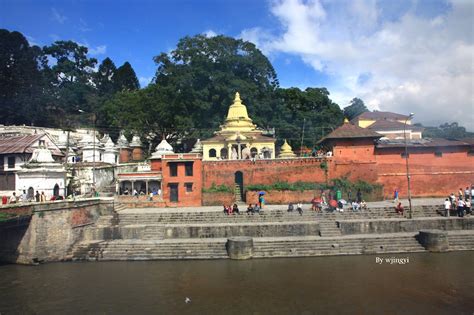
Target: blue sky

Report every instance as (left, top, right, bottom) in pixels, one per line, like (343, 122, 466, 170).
(1, 0, 473, 129)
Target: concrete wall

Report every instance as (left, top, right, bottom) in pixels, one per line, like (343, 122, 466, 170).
(338, 217, 474, 235)
(163, 222, 320, 238)
(0, 198, 114, 264)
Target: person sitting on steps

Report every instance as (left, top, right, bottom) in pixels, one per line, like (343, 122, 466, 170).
(253, 203, 261, 214)
(296, 202, 303, 215)
(232, 203, 240, 215)
(287, 202, 294, 212)
(395, 202, 404, 216)
(247, 204, 254, 215)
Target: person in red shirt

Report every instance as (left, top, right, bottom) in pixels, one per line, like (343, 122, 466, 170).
(395, 202, 404, 216)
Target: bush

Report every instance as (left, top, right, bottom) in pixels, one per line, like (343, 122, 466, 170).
(202, 183, 233, 193)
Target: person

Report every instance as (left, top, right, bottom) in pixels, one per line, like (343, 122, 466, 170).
(247, 204, 254, 215)
(40, 191, 46, 202)
(253, 203, 261, 214)
(395, 202, 404, 216)
(311, 197, 318, 211)
(158, 188, 162, 197)
(223, 204, 229, 215)
(449, 193, 456, 211)
(457, 198, 465, 217)
(321, 193, 327, 205)
(394, 189, 399, 203)
(336, 189, 342, 201)
(337, 200, 344, 212)
(35, 191, 40, 202)
(232, 203, 240, 215)
(148, 192, 153, 201)
(133, 189, 139, 198)
(356, 189, 362, 203)
(9, 192, 17, 204)
(360, 200, 367, 210)
(258, 194, 265, 208)
(465, 186, 470, 201)
(287, 202, 294, 212)
(21, 190, 27, 202)
(296, 202, 303, 215)
(458, 188, 463, 201)
(444, 198, 451, 217)
(352, 201, 360, 211)
(348, 190, 353, 202)
(123, 188, 129, 195)
(464, 199, 471, 215)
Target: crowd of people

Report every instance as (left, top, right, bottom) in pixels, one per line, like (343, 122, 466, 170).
(444, 186, 473, 217)
(2, 190, 58, 205)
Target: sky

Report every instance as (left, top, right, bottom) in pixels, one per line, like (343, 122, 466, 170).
(1, 0, 473, 130)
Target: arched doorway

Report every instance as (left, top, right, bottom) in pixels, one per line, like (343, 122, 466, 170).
(234, 171, 244, 202)
(27, 187, 34, 200)
(53, 184, 60, 197)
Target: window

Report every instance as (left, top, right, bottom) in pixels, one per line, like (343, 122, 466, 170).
(0, 157, 3, 170)
(435, 152, 443, 157)
(185, 183, 193, 192)
(185, 162, 193, 176)
(401, 152, 409, 158)
(7, 156, 15, 168)
(209, 149, 216, 158)
(169, 163, 178, 176)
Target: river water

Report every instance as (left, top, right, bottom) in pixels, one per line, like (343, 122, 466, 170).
(0, 252, 473, 314)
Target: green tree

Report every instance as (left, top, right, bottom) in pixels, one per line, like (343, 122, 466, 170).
(95, 57, 117, 96)
(42, 40, 98, 125)
(152, 35, 279, 136)
(343, 97, 368, 120)
(115, 62, 140, 91)
(420, 122, 474, 139)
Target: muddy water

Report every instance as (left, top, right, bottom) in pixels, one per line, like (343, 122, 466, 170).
(0, 252, 473, 314)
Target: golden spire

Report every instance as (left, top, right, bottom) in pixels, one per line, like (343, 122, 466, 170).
(278, 139, 296, 158)
(220, 92, 256, 133)
(344, 117, 349, 123)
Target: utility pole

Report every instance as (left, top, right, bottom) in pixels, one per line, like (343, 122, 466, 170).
(404, 113, 415, 219)
(92, 113, 96, 192)
(300, 118, 306, 157)
(64, 130, 70, 197)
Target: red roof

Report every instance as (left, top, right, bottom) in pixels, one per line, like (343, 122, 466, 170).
(0, 134, 63, 156)
(376, 138, 473, 149)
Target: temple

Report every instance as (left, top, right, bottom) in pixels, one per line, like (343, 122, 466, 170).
(201, 92, 276, 160)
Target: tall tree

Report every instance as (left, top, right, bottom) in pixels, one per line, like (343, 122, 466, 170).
(152, 35, 279, 136)
(343, 97, 368, 120)
(115, 62, 139, 92)
(0, 29, 49, 126)
(42, 40, 98, 126)
(95, 57, 117, 96)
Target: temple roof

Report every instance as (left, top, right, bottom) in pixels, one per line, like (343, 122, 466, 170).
(279, 139, 296, 158)
(319, 121, 382, 143)
(352, 111, 410, 121)
(219, 92, 257, 133)
(368, 120, 424, 132)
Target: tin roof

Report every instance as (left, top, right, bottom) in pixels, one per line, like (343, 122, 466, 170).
(0, 134, 63, 156)
(319, 122, 382, 143)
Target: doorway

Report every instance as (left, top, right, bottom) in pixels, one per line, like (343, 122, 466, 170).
(169, 183, 179, 202)
(53, 184, 60, 197)
(234, 171, 244, 202)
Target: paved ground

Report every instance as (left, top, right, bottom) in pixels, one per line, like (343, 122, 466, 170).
(120, 197, 445, 213)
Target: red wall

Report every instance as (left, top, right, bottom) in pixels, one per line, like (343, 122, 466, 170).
(374, 146, 474, 197)
(202, 158, 328, 189)
(161, 157, 202, 207)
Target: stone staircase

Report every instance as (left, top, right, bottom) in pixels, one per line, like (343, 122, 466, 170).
(234, 184, 243, 202)
(73, 239, 228, 261)
(71, 203, 473, 261)
(318, 219, 342, 237)
(252, 234, 426, 258)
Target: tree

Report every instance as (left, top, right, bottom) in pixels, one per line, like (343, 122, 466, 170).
(152, 35, 279, 136)
(0, 29, 49, 126)
(42, 40, 98, 126)
(275, 87, 343, 148)
(95, 57, 117, 96)
(343, 97, 368, 120)
(115, 62, 139, 92)
(421, 122, 474, 139)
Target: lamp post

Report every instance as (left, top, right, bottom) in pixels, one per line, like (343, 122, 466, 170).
(404, 113, 415, 219)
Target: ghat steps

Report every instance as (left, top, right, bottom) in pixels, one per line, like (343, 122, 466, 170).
(72, 231, 473, 261)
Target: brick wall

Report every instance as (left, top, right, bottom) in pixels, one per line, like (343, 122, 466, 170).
(202, 192, 235, 206)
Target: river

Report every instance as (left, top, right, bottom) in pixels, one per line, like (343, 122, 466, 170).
(0, 252, 473, 314)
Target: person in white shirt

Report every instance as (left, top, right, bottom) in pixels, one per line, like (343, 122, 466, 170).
(457, 198, 465, 217)
(444, 198, 451, 217)
(9, 192, 17, 204)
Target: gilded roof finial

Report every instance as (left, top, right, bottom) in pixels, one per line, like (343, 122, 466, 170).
(344, 117, 349, 123)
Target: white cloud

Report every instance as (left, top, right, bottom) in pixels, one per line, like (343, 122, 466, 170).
(203, 29, 218, 37)
(51, 8, 67, 24)
(78, 18, 92, 32)
(88, 45, 107, 56)
(139, 76, 153, 87)
(25, 35, 39, 47)
(243, 0, 474, 130)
